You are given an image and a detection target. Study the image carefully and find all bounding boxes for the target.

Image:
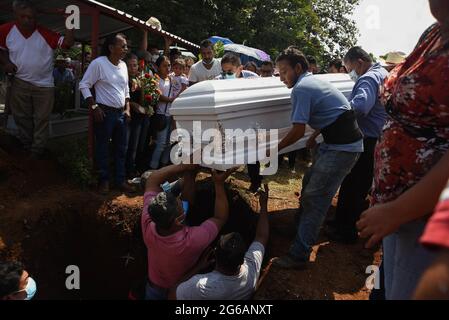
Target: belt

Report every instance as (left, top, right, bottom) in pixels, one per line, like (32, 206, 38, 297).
(98, 103, 124, 112)
(321, 110, 363, 145)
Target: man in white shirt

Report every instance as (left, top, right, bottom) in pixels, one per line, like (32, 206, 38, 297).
(188, 40, 222, 86)
(170, 185, 270, 300)
(79, 33, 133, 194)
(0, 0, 74, 156)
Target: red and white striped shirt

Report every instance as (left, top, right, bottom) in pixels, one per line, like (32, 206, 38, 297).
(0, 22, 65, 87)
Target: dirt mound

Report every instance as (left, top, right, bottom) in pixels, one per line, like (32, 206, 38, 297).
(0, 131, 381, 300)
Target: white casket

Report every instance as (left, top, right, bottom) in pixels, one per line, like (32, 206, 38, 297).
(170, 74, 354, 171)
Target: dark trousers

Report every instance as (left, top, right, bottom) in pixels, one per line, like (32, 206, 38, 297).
(335, 137, 378, 236)
(248, 163, 262, 186)
(126, 113, 149, 176)
(94, 109, 128, 186)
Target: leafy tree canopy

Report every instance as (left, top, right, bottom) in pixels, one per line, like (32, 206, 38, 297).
(103, 0, 360, 69)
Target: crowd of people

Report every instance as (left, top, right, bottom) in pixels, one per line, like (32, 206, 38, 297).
(1, 0, 449, 301)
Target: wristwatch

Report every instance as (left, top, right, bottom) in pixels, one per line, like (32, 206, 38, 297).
(91, 104, 99, 111)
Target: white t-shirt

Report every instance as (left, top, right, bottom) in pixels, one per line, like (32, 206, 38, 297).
(79, 56, 130, 109)
(176, 241, 265, 300)
(188, 59, 222, 83)
(171, 75, 189, 98)
(0, 23, 65, 87)
(156, 77, 175, 116)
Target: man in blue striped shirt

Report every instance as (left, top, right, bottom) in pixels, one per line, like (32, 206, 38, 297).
(328, 46, 389, 243)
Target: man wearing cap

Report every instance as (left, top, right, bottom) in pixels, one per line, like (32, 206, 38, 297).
(53, 56, 75, 115)
(380, 51, 407, 72)
(171, 185, 270, 300)
(53, 56, 75, 87)
(141, 164, 234, 300)
(0, 0, 74, 157)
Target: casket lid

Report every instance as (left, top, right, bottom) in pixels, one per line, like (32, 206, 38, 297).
(171, 74, 354, 116)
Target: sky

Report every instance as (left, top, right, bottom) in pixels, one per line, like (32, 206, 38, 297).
(353, 0, 436, 58)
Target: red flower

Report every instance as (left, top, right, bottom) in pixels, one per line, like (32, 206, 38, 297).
(145, 94, 153, 102)
(145, 73, 151, 79)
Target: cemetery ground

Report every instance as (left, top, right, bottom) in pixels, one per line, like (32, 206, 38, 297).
(0, 130, 381, 300)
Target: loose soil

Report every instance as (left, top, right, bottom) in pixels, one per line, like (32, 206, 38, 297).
(0, 131, 381, 300)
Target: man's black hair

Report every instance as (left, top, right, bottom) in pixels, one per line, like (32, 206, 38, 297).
(307, 55, 317, 65)
(0, 261, 24, 298)
(200, 39, 214, 50)
(148, 192, 179, 230)
(221, 53, 241, 67)
(155, 55, 170, 68)
(276, 47, 309, 71)
(101, 33, 127, 57)
(329, 58, 344, 70)
(344, 46, 373, 63)
(215, 233, 247, 273)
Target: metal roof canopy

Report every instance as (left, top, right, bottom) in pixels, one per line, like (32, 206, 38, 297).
(0, 0, 200, 56)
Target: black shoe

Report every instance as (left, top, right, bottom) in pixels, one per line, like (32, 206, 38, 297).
(118, 182, 137, 194)
(271, 255, 308, 270)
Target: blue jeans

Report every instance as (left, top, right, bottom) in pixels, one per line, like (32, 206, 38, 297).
(150, 116, 173, 169)
(290, 148, 360, 261)
(382, 218, 436, 300)
(94, 109, 128, 186)
(126, 114, 149, 176)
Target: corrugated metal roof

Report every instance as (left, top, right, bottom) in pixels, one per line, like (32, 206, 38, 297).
(0, 0, 200, 49)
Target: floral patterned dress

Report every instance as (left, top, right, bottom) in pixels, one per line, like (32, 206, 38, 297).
(373, 23, 449, 205)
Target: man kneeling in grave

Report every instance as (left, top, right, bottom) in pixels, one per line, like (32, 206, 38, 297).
(271, 47, 363, 269)
(169, 184, 269, 300)
(140, 164, 234, 300)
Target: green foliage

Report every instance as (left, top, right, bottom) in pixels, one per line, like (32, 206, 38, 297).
(214, 41, 225, 58)
(102, 0, 360, 69)
(55, 139, 95, 188)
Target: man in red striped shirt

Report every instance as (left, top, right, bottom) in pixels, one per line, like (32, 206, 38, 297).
(0, 0, 74, 157)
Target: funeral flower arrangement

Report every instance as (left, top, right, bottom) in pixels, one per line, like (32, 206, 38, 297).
(131, 67, 161, 116)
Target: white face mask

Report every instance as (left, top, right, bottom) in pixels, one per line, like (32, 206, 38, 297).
(349, 70, 359, 82)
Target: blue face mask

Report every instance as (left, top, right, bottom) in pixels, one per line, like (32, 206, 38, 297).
(224, 73, 236, 80)
(24, 277, 37, 300)
(349, 70, 359, 82)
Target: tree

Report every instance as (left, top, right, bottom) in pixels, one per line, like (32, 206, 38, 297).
(102, 0, 360, 68)
(311, 0, 361, 67)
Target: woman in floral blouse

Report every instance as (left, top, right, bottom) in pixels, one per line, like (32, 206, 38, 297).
(357, 0, 449, 300)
